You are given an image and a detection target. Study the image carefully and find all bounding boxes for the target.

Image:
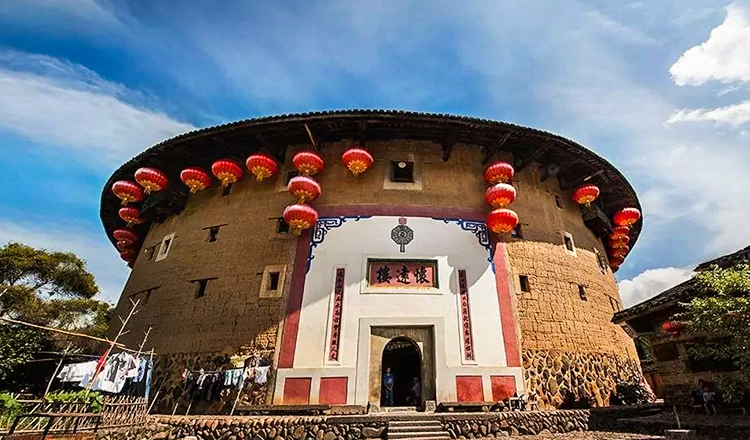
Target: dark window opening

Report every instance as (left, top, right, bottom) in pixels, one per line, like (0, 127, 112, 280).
(652, 342, 680, 362)
(276, 218, 290, 235)
(554, 195, 563, 209)
(194, 278, 213, 298)
(391, 161, 414, 183)
(207, 226, 221, 242)
(221, 184, 233, 196)
(519, 275, 531, 293)
(578, 285, 587, 301)
(285, 170, 299, 185)
(511, 224, 523, 239)
(161, 238, 172, 256)
(268, 272, 280, 291)
(564, 234, 575, 252)
(596, 251, 608, 272)
(609, 297, 616, 311)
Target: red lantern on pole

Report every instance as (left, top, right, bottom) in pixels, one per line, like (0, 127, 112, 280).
(608, 235, 630, 249)
(134, 167, 168, 194)
(614, 207, 641, 226)
(111, 181, 143, 205)
(610, 245, 629, 257)
(180, 167, 212, 193)
(113, 229, 139, 246)
(484, 183, 517, 208)
(572, 184, 600, 206)
(287, 176, 321, 203)
(246, 154, 279, 181)
(484, 161, 515, 185)
(283, 204, 319, 235)
(118, 207, 143, 226)
(293, 151, 325, 176)
(610, 226, 630, 240)
(211, 159, 243, 187)
(341, 147, 374, 176)
(486, 208, 519, 234)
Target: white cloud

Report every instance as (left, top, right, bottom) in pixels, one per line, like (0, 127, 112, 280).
(666, 100, 750, 125)
(618, 267, 694, 308)
(0, 218, 127, 304)
(0, 50, 195, 166)
(670, 3, 750, 86)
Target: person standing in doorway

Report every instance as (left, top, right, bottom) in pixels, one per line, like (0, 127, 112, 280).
(383, 367, 395, 407)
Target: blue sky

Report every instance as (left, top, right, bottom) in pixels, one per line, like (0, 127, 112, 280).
(1, 0, 749, 307)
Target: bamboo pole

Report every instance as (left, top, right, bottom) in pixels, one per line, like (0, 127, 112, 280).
(44, 342, 72, 396)
(0, 317, 131, 350)
(229, 367, 247, 416)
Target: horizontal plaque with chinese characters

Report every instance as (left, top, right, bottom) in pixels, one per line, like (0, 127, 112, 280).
(367, 259, 438, 289)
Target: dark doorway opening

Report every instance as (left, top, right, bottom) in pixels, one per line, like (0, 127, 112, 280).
(381, 337, 422, 407)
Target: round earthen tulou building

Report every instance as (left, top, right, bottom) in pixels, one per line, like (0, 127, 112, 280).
(103, 110, 643, 412)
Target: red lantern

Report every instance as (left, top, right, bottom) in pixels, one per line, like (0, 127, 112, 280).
(486, 208, 519, 234)
(609, 255, 625, 266)
(614, 207, 641, 226)
(572, 184, 600, 206)
(113, 229, 138, 246)
(293, 151, 325, 176)
(485, 183, 517, 208)
(212, 159, 243, 187)
(120, 250, 137, 262)
(484, 161, 515, 185)
(662, 320, 683, 334)
(609, 264, 620, 273)
(608, 235, 630, 249)
(118, 207, 143, 226)
(287, 176, 321, 203)
(610, 226, 630, 240)
(116, 240, 133, 251)
(134, 167, 168, 194)
(180, 167, 212, 193)
(610, 245, 629, 257)
(341, 147, 374, 176)
(111, 181, 143, 205)
(283, 204, 319, 235)
(246, 154, 279, 181)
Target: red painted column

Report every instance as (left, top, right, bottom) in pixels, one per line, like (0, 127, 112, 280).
(493, 241, 521, 367)
(278, 229, 312, 368)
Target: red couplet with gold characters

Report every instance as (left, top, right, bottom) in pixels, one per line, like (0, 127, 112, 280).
(111, 181, 143, 205)
(293, 151, 325, 176)
(246, 154, 279, 181)
(484, 183, 517, 208)
(134, 167, 168, 194)
(613, 207, 641, 226)
(113, 229, 139, 246)
(486, 208, 519, 234)
(483, 161, 515, 185)
(287, 176, 321, 203)
(572, 184, 600, 206)
(341, 147, 374, 176)
(180, 167, 212, 193)
(118, 207, 143, 226)
(211, 159, 244, 187)
(283, 204, 319, 235)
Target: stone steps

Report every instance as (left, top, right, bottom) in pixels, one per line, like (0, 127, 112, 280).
(388, 420, 449, 440)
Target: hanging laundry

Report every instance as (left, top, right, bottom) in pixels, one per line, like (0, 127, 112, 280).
(57, 361, 97, 383)
(224, 368, 244, 387)
(254, 366, 270, 385)
(89, 352, 139, 393)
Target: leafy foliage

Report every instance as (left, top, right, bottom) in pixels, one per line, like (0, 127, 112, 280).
(716, 375, 749, 406)
(43, 390, 104, 413)
(0, 242, 113, 392)
(611, 380, 653, 405)
(0, 393, 21, 427)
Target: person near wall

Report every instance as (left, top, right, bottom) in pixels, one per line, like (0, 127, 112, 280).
(382, 367, 395, 407)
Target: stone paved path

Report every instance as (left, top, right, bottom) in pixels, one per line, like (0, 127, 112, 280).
(507, 432, 663, 440)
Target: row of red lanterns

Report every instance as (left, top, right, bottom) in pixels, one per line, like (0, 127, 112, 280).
(483, 161, 519, 234)
(607, 207, 641, 272)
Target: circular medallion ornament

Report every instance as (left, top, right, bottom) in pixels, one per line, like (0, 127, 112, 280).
(134, 167, 168, 194)
(111, 181, 143, 206)
(391, 223, 414, 253)
(610, 226, 630, 240)
(484, 183, 517, 208)
(211, 159, 244, 187)
(341, 147, 374, 176)
(486, 208, 519, 234)
(613, 207, 641, 226)
(246, 154, 279, 181)
(610, 245, 629, 257)
(180, 167, 212, 193)
(113, 229, 139, 245)
(118, 207, 143, 226)
(283, 204, 319, 235)
(608, 235, 630, 249)
(287, 176, 321, 203)
(572, 184, 600, 206)
(120, 250, 137, 262)
(293, 151, 325, 176)
(484, 161, 515, 184)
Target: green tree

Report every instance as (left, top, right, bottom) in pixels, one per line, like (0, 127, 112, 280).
(0, 242, 113, 391)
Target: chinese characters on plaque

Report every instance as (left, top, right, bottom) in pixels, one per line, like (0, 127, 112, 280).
(368, 259, 438, 288)
(457, 269, 475, 361)
(328, 268, 345, 361)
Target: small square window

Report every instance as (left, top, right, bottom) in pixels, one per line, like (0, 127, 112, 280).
(554, 195, 563, 209)
(268, 272, 280, 291)
(391, 161, 414, 183)
(511, 224, 523, 239)
(284, 170, 299, 185)
(221, 184, 233, 197)
(519, 275, 531, 293)
(195, 279, 209, 298)
(562, 232, 576, 255)
(206, 225, 222, 242)
(155, 233, 175, 262)
(276, 218, 290, 235)
(259, 265, 286, 298)
(578, 285, 587, 301)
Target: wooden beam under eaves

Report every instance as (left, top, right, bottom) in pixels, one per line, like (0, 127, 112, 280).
(561, 169, 606, 190)
(515, 145, 550, 173)
(304, 124, 321, 152)
(441, 129, 458, 162)
(358, 119, 367, 147)
(482, 131, 512, 165)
